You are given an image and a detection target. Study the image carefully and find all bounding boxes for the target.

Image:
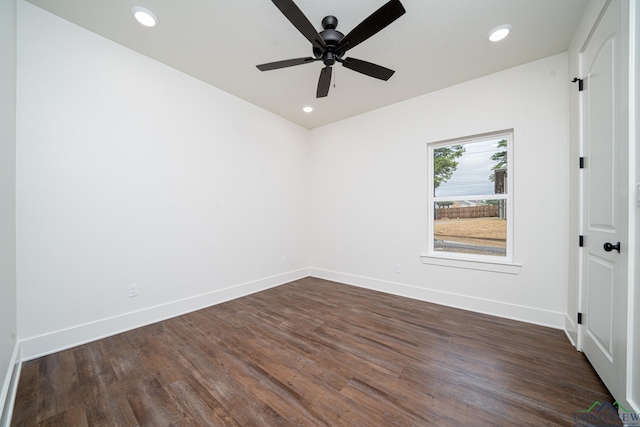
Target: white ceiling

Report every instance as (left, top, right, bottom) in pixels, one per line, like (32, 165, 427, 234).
(24, 0, 588, 129)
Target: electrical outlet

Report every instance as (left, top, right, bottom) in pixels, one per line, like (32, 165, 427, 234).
(128, 283, 138, 298)
(395, 264, 401, 273)
(281, 256, 287, 265)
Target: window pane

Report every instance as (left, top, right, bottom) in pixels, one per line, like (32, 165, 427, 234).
(434, 138, 507, 198)
(433, 200, 507, 256)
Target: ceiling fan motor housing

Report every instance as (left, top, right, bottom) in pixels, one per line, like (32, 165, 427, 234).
(314, 15, 344, 65)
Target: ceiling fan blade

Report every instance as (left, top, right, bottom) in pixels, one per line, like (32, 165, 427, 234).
(341, 57, 395, 80)
(316, 66, 332, 98)
(271, 0, 326, 51)
(336, 0, 405, 54)
(256, 57, 317, 71)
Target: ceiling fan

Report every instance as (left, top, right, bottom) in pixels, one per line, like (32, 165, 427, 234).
(256, 0, 406, 98)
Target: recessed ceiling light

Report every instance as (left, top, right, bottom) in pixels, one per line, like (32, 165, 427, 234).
(488, 24, 512, 42)
(303, 106, 313, 113)
(132, 7, 158, 27)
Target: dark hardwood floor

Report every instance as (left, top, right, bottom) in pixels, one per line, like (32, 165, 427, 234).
(11, 277, 616, 426)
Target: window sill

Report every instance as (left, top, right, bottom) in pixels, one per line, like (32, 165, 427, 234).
(420, 254, 522, 274)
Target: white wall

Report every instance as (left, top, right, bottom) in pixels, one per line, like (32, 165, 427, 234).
(16, 1, 310, 359)
(309, 53, 571, 328)
(0, 0, 18, 423)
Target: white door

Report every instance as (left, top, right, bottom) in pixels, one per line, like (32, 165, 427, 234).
(580, 0, 628, 400)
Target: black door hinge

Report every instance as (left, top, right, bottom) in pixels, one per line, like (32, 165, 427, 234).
(577, 312, 583, 325)
(572, 78, 584, 91)
(579, 235, 584, 247)
(579, 157, 585, 169)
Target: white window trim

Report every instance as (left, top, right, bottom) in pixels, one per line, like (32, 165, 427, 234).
(420, 254, 521, 274)
(422, 130, 519, 274)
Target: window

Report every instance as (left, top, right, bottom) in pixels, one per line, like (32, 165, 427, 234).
(426, 130, 514, 266)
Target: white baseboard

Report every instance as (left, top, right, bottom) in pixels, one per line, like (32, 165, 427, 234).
(309, 268, 565, 329)
(20, 269, 309, 361)
(0, 341, 21, 427)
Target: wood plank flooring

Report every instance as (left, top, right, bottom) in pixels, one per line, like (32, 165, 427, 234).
(11, 277, 617, 426)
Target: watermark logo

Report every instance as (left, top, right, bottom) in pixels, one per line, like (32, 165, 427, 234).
(616, 403, 640, 427)
(573, 401, 640, 426)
